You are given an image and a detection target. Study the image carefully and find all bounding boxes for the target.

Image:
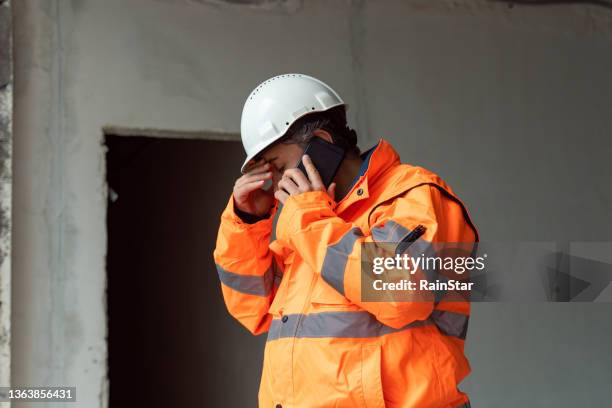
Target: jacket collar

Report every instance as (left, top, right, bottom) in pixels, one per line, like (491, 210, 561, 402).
(348, 145, 376, 188)
(335, 138, 400, 214)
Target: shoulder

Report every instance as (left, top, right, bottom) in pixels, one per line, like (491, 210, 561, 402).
(368, 163, 477, 236)
(372, 162, 456, 203)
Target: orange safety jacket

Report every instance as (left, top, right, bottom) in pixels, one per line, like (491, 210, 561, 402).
(214, 139, 478, 408)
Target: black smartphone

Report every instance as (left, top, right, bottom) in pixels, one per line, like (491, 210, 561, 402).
(296, 137, 346, 188)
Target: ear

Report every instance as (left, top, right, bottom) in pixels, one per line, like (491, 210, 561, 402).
(312, 129, 333, 144)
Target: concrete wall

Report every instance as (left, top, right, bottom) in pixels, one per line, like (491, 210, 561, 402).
(11, 0, 612, 407)
(0, 0, 12, 391)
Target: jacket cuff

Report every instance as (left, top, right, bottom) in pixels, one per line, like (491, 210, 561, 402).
(234, 204, 271, 224)
(221, 193, 277, 233)
(276, 190, 335, 244)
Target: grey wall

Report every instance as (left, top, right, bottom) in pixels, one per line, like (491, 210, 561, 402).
(11, 0, 612, 407)
(0, 0, 12, 389)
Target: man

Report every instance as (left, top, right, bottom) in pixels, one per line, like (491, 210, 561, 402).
(214, 74, 478, 408)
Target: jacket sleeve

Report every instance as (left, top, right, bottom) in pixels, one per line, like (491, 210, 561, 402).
(275, 185, 450, 329)
(213, 194, 281, 335)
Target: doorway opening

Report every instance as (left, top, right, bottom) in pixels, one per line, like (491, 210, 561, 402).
(105, 134, 265, 407)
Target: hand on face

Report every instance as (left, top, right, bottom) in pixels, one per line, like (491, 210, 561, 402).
(274, 154, 336, 204)
(233, 160, 275, 216)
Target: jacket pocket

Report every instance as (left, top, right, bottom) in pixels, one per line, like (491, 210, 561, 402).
(361, 344, 386, 408)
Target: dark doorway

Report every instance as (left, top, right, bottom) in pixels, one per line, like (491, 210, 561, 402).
(105, 135, 265, 407)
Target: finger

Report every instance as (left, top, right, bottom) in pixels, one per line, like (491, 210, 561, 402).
(278, 177, 299, 196)
(237, 171, 272, 186)
(245, 162, 271, 175)
(327, 182, 336, 201)
(302, 155, 324, 190)
(244, 159, 269, 174)
(283, 168, 311, 192)
(274, 189, 289, 204)
(235, 179, 266, 197)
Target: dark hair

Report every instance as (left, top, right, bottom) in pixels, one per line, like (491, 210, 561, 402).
(266, 105, 360, 158)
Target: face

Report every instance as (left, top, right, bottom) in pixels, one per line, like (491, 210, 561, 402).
(243, 130, 334, 192)
(258, 142, 305, 192)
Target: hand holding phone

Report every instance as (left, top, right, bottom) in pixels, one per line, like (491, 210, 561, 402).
(272, 137, 346, 204)
(295, 137, 346, 188)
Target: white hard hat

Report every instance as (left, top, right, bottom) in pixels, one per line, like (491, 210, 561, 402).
(239, 73, 345, 173)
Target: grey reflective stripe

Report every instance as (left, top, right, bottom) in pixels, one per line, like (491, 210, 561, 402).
(371, 220, 411, 243)
(267, 313, 300, 341)
(430, 310, 469, 340)
(372, 222, 433, 275)
(372, 222, 432, 264)
(267, 311, 433, 341)
(408, 238, 443, 301)
(371, 223, 443, 300)
(321, 227, 364, 296)
(216, 263, 273, 296)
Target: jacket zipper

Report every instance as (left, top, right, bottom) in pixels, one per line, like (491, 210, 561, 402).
(395, 224, 426, 255)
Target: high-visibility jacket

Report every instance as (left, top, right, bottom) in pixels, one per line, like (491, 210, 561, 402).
(214, 139, 478, 408)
